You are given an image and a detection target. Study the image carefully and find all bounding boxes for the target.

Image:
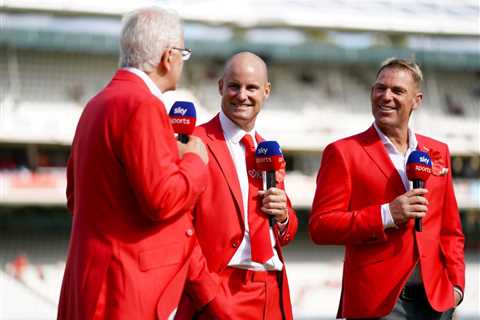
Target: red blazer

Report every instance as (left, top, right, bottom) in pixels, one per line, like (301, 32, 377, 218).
(309, 125, 465, 318)
(58, 70, 217, 320)
(177, 115, 298, 319)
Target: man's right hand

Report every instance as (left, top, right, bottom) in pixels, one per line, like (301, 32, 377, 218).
(389, 188, 429, 226)
(181, 136, 209, 165)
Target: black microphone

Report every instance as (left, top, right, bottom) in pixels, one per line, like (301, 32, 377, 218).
(255, 141, 285, 227)
(168, 101, 197, 143)
(406, 150, 432, 232)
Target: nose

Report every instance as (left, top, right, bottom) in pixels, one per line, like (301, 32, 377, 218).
(379, 88, 393, 102)
(236, 88, 248, 101)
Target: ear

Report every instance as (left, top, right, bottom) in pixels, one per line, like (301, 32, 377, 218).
(264, 82, 272, 99)
(218, 78, 224, 96)
(158, 49, 173, 75)
(412, 91, 423, 111)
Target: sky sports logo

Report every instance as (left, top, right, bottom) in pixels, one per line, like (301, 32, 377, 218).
(171, 118, 192, 124)
(413, 164, 432, 173)
(419, 156, 431, 166)
(173, 107, 187, 116)
(256, 157, 273, 163)
(257, 147, 268, 155)
(256, 141, 283, 156)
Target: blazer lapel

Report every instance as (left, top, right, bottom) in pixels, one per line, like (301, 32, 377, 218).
(204, 116, 245, 220)
(416, 136, 427, 154)
(360, 125, 406, 194)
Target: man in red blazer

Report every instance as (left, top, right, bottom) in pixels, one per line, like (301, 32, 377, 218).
(175, 52, 298, 320)
(57, 7, 219, 320)
(309, 58, 465, 319)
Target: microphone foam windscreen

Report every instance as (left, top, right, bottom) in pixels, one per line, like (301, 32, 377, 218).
(169, 101, 197, 135)
(255, 141, 285, 171)
(406, 150, 432, 182)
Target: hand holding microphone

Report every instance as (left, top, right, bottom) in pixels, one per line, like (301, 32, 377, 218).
(255, 141, 288, 226)
(258, 188, 288, 225)
(169, 101, 208, 164)
(406, 150, 432, 232)
(180, 136, 209, 165)
(389, 151, 432, 230)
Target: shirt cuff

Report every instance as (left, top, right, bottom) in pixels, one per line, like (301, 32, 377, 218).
(381, 203, 397, 229)
(454, 286, 464, 305)
(277, 215, 289, 235)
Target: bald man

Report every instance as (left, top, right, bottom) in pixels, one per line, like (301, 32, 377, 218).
(175, 52, 298, 320)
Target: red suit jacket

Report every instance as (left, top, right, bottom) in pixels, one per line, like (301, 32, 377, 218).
(177, 115, 298, 319)
(309, 125, 465, 318)
(58, 70, 217, 320)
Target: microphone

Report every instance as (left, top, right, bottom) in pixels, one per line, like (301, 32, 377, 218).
(406, 150, 432, 232)
(169, 101, 196, 144)
(255, 141, 285, 226)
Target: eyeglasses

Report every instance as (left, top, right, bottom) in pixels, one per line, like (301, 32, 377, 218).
(171, 47, 192, 61)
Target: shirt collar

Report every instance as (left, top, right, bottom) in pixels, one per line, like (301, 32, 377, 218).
(123, 67, 163, 99)
(219, 110, 256, 144)
(373, 122, 417, 153)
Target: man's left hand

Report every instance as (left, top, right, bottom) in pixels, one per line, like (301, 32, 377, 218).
(258, 188, 288, 223)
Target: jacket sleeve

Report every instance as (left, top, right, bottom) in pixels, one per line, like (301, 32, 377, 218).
(439, 145, 465, 292)
(309, 143, 387, 245)
(120, 101, 208, 221)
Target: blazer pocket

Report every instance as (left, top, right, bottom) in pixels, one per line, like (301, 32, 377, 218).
(347, 242, 401, 267)
(138, 243, 185, 272)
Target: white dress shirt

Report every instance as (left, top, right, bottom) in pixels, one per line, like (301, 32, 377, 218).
(374, 122, 417, 229)
(219, 111, 283, 271)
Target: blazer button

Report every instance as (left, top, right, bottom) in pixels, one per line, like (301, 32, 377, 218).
(185, 228, 194, 237)
(232, 240, 240, 248)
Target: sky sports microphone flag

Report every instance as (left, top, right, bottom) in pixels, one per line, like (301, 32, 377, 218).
(169, 101, 196, 143)
(255, 141, 285, 226)
(406, 150, 432, 232)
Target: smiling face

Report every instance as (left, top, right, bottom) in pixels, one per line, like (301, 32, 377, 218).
(219, 53, 271, 131)
(371, 67, 423, 135)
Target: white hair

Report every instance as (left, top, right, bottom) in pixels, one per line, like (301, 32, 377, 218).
(119, 7, 182, 72)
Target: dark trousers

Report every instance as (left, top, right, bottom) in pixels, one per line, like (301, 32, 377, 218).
(347, 284, 455, 320)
